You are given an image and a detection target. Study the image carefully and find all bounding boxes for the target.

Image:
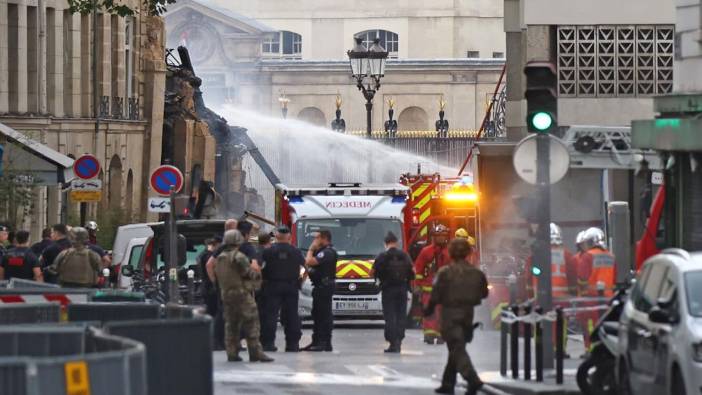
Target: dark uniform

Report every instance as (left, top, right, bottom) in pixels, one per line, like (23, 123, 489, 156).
(40, 237, 71, 283)
(30, 238, 52, 256)
(373, 247, 414, 351)
(1, 247, 40, 280)
(428, 259, 488, 394)
(307, 244, 337, 349)
(260, 242, 305, 350)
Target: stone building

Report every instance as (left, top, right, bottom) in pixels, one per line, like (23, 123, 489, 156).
(163, 0, 506, 132)
(0, 0, 166, 237)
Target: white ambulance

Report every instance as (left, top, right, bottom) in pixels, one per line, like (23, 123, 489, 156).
(275, 183, 411, 319)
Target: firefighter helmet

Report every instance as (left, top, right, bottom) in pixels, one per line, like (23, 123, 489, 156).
(433, 224, 450, 235)
(550, 223, 563, 245)
(85, 221, 98, 232)
(454, 228, 476, 247)
(583, 227, 607, 249)
(575, 230, 586, 245)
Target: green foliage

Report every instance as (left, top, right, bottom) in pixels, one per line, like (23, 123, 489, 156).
(0, 171, 38, 231)
(67, 0, 178, 16)
(96, 206, 129, 250)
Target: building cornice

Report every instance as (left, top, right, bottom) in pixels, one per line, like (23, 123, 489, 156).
(258, 58, 505, 72)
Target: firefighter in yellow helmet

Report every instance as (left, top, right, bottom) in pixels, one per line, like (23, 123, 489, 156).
(454, 228, 477, 265)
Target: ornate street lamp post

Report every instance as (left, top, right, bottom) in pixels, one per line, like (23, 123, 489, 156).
(347, 37, 389, 138)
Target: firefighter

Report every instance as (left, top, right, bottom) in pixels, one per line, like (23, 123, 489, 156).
(0, 230, 42, 282)
(373, 231, 415, 353)
(302, 230, 338, 352)
(425, 238, 488, 395)
(49, 227, 102, 288)
(214, 229, 273, 363)
(454, 228, 477, 265)
(577, 227, 616, 351)
(414, 224, 451, 344)
(577, 227, 616, 297)
(525, 223, 578, 300)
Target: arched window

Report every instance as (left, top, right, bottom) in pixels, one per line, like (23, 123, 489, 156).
(398, 106, 429, 131)
(297, 107, 326, 127)
(354, 29, 398, 58)
(262, 30, 302, 59)
(108, 155, 123, 210)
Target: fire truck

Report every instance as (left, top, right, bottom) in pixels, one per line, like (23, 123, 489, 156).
(275, 183, 411, 319)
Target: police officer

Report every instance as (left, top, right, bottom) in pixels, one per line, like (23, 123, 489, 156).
(198, 235, 224, 349)
(40, 224, 72, 283)
(0, 230, 42, 282)
(373, 231, 414, 353)
(425, 238, 488, 395)
(302, 230, 337, 352)
(260, 226, 305, 352)
(214, 229, 273, 363)
(49, 227, 102, 288)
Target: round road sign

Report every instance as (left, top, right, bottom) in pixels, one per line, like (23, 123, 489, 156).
(73, 154, 101, 180)
(150, 165, 184, 196)
(513, 134, 570, 185)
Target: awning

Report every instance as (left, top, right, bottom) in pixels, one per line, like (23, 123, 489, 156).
(0, 122, 75, 185)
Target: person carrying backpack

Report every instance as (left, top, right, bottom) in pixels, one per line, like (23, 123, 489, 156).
(372, 231, 415, 353)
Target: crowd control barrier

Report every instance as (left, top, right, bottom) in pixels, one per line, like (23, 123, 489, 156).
(8, 278, 60, 289)
(0, 325, 147, 395)
(0, 302, 60, 325)
(67, 302, 161, 323)
(103, 307, 213, 395)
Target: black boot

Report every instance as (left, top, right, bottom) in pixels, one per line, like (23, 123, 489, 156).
(262, 344, 278, 352)
(434, 385, 454, 394)
(285, 344, 300, 352)
(249, 345, 274, 363)
(465, 379, 484, 395)
(384, 341, 400, 353)
(227, 354, 243, 362)
(300, 342, 317, 351)
(305, 342, 329, 352)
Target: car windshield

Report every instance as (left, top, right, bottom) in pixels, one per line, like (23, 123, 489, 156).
(685, 271, 702, 317)
(296, 218, 402, 258)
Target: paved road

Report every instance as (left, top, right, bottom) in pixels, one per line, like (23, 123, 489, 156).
(214, 322, 510, 395)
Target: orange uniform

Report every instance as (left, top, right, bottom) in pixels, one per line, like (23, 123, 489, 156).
(525, 246, 578, 300)
(577, 247, 616, 297)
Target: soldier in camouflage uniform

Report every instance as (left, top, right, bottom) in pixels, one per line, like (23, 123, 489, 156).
(49, 227, 101, 288)
(425, 238, 488, 395)
(214, 229, 273, 363)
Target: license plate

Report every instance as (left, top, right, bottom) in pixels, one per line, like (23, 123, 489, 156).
(335, 301, 370, 311)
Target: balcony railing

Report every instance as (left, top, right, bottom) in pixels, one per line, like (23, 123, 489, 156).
(98, 96, 140, 121)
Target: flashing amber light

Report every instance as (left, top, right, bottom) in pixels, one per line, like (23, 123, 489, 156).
(443, 192, 479, 202)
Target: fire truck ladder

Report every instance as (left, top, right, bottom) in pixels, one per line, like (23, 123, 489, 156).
(234, 126, 282, 186)
(562, 125, 661, 170)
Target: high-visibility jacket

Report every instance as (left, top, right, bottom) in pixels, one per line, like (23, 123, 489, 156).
(413, 243, 450, 292)
(526, 246, 577, 299)
(577, 247, 616, 297)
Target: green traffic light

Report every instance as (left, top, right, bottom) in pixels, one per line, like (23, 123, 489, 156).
(530, 112, 553, 131)
(532, 266, 542, 276)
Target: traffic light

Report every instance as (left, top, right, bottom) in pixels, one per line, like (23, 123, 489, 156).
(532, 265, 543, 276)
(524, 61, 558, 134)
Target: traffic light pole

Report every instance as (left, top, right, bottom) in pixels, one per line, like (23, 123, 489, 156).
(535, 132, 554, 368)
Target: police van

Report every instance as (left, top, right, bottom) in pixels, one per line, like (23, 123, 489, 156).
(275, 183, 412, 319)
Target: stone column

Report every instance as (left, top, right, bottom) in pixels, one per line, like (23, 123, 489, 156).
(80, 13, 92, 117)
(0, 0, 9, 113)
(9, 3, 28, 113)
(47, 6, 64, 116)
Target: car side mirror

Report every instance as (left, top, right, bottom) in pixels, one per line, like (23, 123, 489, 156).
(121, 265, 134, 278)
(649, 306, 672, 324)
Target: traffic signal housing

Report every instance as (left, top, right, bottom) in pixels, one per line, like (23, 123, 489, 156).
(524, 61, 558, 134)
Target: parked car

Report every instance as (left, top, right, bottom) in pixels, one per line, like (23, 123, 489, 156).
(117, 237, 147, 290)
(617, 249, 702, 395)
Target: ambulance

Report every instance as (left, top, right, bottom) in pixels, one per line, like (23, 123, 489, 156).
(275, 183, 411, 319)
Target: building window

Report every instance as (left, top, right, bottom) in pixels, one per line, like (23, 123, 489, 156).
(262, 31, 301, 59)
(466, 50, 480, 58)
(354, 29, 399, 58)
(125, 16, 134, 100)
(492, 51, 504, 58)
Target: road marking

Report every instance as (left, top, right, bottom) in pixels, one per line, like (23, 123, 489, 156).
(215, 369, 438, 389)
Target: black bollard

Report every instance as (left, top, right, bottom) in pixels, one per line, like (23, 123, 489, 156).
(535, 306, 544, 382)
(523, 304, 532, 381)
(556, 307, 564, 384)
(500, 307, 508, 377)
(510, 304, 519, 379)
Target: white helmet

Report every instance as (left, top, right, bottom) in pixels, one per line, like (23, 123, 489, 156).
(575, 231, 586, 245)
(550, 223, 563, 245)
(583, 227, 606, 249)
(85, 221, 99, 231)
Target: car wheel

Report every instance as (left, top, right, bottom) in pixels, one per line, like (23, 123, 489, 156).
(672, 366, 686, 395)
(618, 360, 633, 395)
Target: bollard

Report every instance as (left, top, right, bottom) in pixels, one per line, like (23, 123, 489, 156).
(102, 268, 111, 289)
(507, 273, 517, 305)
(186, 270, 195, 305)
(500, 307, 508, 377)
(556, 307, 564, 384)
(523, 304, 532, 381)
(535, 306, 544, 382)
(510, 304, 519, 379)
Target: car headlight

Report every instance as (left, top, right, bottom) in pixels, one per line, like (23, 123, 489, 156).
(692, 343, 702, 362)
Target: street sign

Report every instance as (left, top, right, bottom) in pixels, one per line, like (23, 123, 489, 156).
(71, 179, 102, 191)
(73, 154, 101, 180)
(70, 190, 102, 202)
(150, 165, 184, 196)
(148, 197, 171, 213)
(513, 134, 570, 185)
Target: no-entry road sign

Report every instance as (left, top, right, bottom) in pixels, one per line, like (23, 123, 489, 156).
(73, 155, 100, 180)
(150, 165, 184, 196)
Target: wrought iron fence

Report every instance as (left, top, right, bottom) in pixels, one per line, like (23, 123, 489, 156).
(98, 96, 140, 120)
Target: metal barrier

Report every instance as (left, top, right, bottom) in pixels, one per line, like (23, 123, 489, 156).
(67, 302, 161, 323)
(0, 325, 147, 395)
(7, 278, 60, 289)
(91, 289, 146, 302)
(0, 302, 60, 325)
(499, 304, 566, 384)
(0, 288, 94, 305)
(104, 313, 213, 395)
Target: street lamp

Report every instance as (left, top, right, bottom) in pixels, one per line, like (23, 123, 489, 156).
(347, 36, 389, 138)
